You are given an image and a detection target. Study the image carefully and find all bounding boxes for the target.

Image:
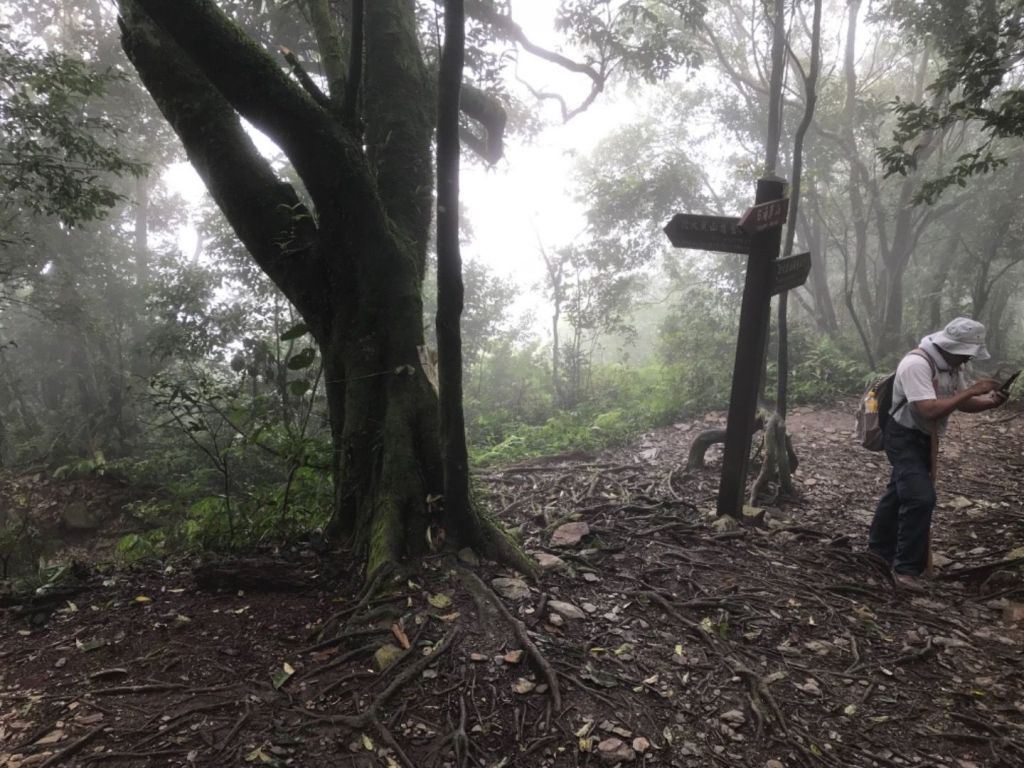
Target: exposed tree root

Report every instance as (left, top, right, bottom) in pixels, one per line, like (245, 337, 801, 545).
(39, 725, 107, 768)
(466, 504, 541, 581)
(749, 411, 797, 505)
(295, 629, 459, 768)
(686, 415, 766, 470)
(728, 660, 789, 737)
(458, 568, 562, 713)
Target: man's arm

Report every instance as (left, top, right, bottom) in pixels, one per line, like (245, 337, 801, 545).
(912, 379, 1002, 420)
(958, 389, 1009, 413)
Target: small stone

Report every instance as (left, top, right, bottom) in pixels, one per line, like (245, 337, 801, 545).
(547, 612, 564, 627)
(548, 600, 586, 620)
(741, 505, 765, 524)
(469, 653, 488, 662)
(582, 602, 598, 614)
(632, 737, 650, 753)
(597, 737, 635, 764)
(551, 521, 590, 547)
(931, 552, 952, 568)
(457, 548, 480, 567)
(711, 515, 739, 533)
(599, 720, 632, 738)
(720, 709, 746, 725)
(373, 643, 404, 671)
(491, 577, 531, 601)
(54, 657, 67, 669)
(534, 553, 567, 570)
(582, 572, 601, 583)
(766, 760, 785, 768)
(61, 501, 100, 531)
(513, 678, 536, 694)
(1003, 602, 1024, 624)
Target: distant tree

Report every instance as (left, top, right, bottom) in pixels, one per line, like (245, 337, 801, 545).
(877, 0, 1024, 202)
(0, 35, 142, 246)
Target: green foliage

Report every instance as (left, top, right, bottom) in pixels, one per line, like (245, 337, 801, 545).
(0, 32, 144, 240)
(115, 531, 165, 563)
(779, 335, 870, 403)
(473, 409, 633, 466)
(876, 0, 1024, 201)
(53, 452, 107, 480)
(556, 0, 706, 84)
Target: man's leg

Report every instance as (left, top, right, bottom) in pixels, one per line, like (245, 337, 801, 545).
(868, 472, 900, 564)
(891, 446, 936, 576)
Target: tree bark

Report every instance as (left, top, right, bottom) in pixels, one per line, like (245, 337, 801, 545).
(117, 0, 521, 578)
(436, 0, 474, 537)
(777, 0, 822, 421)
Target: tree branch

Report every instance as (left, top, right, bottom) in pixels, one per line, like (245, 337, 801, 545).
(307, 0, 347, 105)
(280, 46, 331, 108)
(467, 0, 605, 122)
(459, 83, 506, 163)
(342, 0, 364, 125)
(121, 0, 357, 205)
(363, 0, 434, 246)
(118, 5, 331, 339)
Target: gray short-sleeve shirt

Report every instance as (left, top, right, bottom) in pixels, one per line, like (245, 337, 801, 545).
(890, 347, 966, 435)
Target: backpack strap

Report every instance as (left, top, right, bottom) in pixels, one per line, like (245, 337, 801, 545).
(891, 348, 939, 418)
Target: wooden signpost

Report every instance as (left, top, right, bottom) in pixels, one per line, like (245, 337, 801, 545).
(771, 251, 811, 296)
(663, 214, 751, 255)
(664, 178, 811, 519)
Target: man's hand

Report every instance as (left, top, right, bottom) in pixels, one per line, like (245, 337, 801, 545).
(957, 379, 1008, 413)
(968, 378, 1001, 397)
(985, 390, 1009, 409)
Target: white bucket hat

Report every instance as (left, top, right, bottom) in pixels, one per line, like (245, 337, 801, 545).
(925, 316, 990, 360)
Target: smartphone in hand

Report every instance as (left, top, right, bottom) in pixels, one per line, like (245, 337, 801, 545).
(1001, 370, 1021, 393)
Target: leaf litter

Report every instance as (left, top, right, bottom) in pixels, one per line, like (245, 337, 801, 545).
(1, 402, 1023, 766)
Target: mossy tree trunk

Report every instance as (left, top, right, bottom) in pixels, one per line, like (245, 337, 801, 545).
(117, 0, 521, 577)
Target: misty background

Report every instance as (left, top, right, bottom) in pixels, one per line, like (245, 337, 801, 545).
(2, 0, 1022, 564)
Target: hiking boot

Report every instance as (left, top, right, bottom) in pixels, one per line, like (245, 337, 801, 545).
(893, 572, 927, 593)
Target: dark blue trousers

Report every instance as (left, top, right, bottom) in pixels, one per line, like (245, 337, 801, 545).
(868, 420, 935, 576)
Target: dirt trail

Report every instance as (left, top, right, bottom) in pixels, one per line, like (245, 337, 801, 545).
(1, 402, 1022, 767)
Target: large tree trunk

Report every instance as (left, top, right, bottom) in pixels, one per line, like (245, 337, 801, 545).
(117, 0, 522, 578)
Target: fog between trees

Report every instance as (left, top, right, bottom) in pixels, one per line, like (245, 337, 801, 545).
(1, 0, 1022, 570)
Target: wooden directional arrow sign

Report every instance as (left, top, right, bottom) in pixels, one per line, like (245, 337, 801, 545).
(738, 197, 789, 235)
(771, 251, 812, 295)
(663, 214, 751, 255)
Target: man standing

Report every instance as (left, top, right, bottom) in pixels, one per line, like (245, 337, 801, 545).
(868, 317, 1008, 590)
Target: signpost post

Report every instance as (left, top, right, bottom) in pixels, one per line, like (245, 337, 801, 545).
(663, 177, 809, 519)
(716, 177, 786, 518)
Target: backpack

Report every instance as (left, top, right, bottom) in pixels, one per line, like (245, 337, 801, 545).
(856, 349, 935, 451)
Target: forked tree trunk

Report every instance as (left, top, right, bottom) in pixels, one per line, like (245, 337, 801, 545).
(118, 0, 526, 578)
